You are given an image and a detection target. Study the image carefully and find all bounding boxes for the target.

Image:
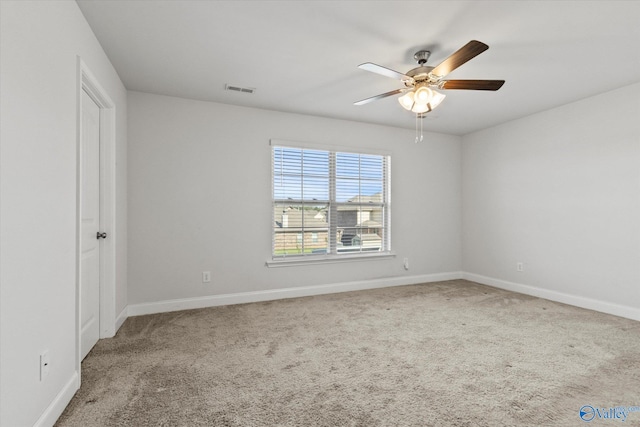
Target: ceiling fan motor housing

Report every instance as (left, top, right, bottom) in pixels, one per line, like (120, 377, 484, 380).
(405, 66, 440, 88)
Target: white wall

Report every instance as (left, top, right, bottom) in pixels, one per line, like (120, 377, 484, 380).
(462, 83, 640, 319)
(127, 91, 462, 308)
(0, 1, 127, 426)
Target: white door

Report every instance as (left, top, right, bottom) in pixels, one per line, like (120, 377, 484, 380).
(80, 89, 101, 360)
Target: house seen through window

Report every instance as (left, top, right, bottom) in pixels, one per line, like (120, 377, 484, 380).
(272, 144, 390, 258)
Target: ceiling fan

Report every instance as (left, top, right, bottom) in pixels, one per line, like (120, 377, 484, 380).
(354, 40, 505, 116)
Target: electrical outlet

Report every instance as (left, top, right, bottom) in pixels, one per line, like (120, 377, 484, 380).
(40, 351, 50, 381)
(517, 262, 524, 272)
(403, 258, 409, 270)
(202, 271, 211, 283)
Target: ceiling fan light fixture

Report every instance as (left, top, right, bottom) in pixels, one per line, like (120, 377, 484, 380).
(427, 90, 446, 109)
(414, 86, 433, 104)
(411, 102, 431, 114)
(398, 92, 415, 110)
(404, 87, 445, 113)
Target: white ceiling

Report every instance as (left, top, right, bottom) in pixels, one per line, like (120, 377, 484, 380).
(77, 0, 640, 135)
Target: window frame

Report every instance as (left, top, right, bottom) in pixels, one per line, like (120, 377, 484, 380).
(268, 139, 393, 266)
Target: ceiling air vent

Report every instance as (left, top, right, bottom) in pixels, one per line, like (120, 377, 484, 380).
(225, 84, 255, 94)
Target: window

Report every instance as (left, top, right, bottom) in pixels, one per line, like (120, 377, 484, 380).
(272, 142, 390, 259)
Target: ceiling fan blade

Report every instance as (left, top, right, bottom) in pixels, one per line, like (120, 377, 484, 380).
(358, 63, 414, 84)
(354, 88, 406, 106)
(440, 79, 505, 91)
(430, 40, 489, 78)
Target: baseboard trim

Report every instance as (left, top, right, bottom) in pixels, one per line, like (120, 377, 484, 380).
(114, 306, 128, 333)
(33, 370, 79, 427)
(127, 272, 463, 317)
(463, 272, 640, 322)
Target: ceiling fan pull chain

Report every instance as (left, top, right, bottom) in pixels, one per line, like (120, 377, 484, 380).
(414, 113, 424, 143)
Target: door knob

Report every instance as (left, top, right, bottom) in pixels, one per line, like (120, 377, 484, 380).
(96, 232, 107, 239)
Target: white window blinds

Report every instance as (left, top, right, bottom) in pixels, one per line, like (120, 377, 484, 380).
(272, 144, 390, 258)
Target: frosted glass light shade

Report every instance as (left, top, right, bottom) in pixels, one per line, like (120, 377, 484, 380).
(414, 86, 434, 104)
(398, 92, 414, 110)
(428, 90, 446, 109)
(411, 103, 430, 113)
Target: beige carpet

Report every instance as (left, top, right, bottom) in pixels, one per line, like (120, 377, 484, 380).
(56, 280, 640, 426)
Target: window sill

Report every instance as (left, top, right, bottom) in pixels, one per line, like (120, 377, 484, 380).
(266, 252, 396, 268)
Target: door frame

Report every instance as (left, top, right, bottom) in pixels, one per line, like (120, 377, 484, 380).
(75, 57, 117, 377)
